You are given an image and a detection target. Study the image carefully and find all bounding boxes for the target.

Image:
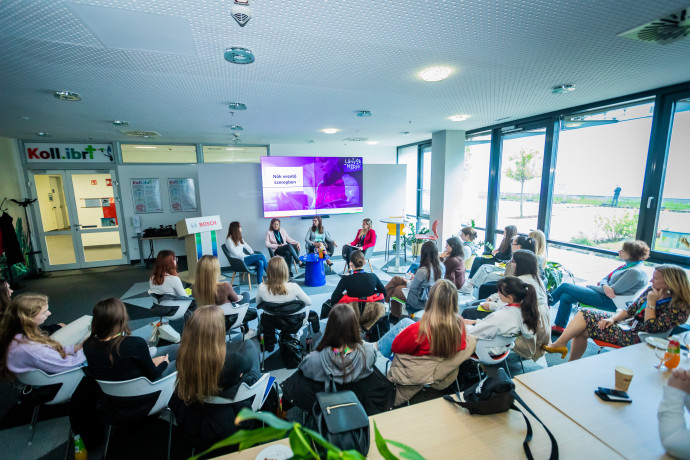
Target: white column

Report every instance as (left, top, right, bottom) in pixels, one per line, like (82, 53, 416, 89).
(430, 130, 466, 244)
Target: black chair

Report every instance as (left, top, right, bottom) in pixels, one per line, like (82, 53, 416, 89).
(221, 243, 260, 291)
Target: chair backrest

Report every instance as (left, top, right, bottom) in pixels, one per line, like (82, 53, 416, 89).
(472, 335, 516, 365)
(206, 373, 272, 412)
(431, 220, 439, 239)
(220, 302, 250, 330)
(222, 244, 252, 273)
(268, 247, 276, 257)
(464, 254, 476, 270)
(16, 367, 85, 405)
(363, 246, 375, 259)
(150, 294, 194, 321)
(96, 371, 178, 418)
(386, 223, 406, 235)
(258, 300, 307, 316)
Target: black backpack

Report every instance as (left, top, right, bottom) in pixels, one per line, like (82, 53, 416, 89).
(278, 331, 304, 369)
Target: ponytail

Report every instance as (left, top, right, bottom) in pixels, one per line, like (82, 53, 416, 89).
(496, 276, 539, 333)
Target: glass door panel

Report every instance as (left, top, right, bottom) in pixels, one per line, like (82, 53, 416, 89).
(420, 146, 432, 216)
(460, 133, 491, 229)
(44, 234, 77, 265)
(653, 98, 690, 256)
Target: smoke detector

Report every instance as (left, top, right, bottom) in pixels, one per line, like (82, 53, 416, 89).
(619, 8, 690, 45)
(231, 3, 252, 27)
(355, 110, 372, 117)
(229, 102, 247, 111)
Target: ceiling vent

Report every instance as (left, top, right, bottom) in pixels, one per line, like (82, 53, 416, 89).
(231, 4, 252, 27)
(619, 8, 690, 45)
(119, 130, 160, 138)
(343, 137, 368, 142)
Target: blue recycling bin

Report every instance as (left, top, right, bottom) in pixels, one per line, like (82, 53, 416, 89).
(299, 253, 330, 287)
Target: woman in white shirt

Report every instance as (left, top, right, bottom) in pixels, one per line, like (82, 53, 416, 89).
(226, 221, 268, 284)
(256, 257, 311, 306)
(149, 250, 188, 297)
(658, 368, 690, 458)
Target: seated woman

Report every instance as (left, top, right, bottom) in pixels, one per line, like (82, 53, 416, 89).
(529, 229, 548, 271)
(305, 216, 337, 267)
(226, 221, 268, 284)
(341, 218, 376, 274)
(256, 256, 312, 306)
(460, 226, 480, 261)
(658, 368, 690, 459)
(440, 237, 466, 290)
(0, 293, 85, 377)
(193, 255, 257, 336)
(468, 225, 517, 278)
(170, 305, 262, 452)
(464, 277, 540, 356)
(265, 218, 302, 277)
(542, 265, 690, 361)
(380, 279, 475, 406)
(148, 250, 188, 297)
(550, 240, 650, 333)
(462, 250, 547, 320)
(385, 241, 445, 318)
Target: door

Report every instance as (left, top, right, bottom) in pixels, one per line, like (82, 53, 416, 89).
(31, 169, 128, 270)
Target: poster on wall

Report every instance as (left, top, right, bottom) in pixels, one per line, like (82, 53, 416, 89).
(130, 179, 162, 214)
(168, 178, 197, 212)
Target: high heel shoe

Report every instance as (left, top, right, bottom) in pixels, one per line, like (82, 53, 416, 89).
(540, 344, 568, 359)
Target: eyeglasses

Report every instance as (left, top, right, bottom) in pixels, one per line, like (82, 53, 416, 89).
(174, 257, 179, 262)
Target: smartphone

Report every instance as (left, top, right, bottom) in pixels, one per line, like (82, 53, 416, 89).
(597, 387, 629, 398)
(617, 323, 632, 331)
(595, 388, 632, 403)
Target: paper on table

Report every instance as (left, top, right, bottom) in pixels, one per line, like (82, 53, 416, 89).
(51, 315, 92, 347)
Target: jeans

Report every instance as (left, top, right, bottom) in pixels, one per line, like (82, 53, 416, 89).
(552, 283, 616, 328)
(244, 253, 268, 283)
(469, 256, 496, 278)
(377, 318, 414, 360)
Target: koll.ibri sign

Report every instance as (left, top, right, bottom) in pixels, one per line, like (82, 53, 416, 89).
(24, 143, 114, 163)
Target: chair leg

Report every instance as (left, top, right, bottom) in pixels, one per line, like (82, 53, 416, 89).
(503, 360, 512, 378)
(231, 272, 236, 286)
(248, 273, 252, 291)
(368, 260, 373, 273)
(28, 405, 39, 445)
(64, 427, 73, 460)
(104, 425, 113, 460)
(167, 409, 173, 460)
(519, 358, 525, 374)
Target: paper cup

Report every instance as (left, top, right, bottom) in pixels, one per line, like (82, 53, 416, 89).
(615, 366, 634, 391)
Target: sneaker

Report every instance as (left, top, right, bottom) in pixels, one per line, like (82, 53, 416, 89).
(459, 281, 474, 294)
(551, 325, 565, 334)
(244, 328, 258, 340)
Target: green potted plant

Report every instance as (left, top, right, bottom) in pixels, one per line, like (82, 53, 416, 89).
(190, 408, 425, 460)
(543, 261, 574, 292)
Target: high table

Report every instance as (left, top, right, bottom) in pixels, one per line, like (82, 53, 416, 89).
(379, 218, 408, 274)
(217, 381, 620, 459)
(516, 343, 690, 459)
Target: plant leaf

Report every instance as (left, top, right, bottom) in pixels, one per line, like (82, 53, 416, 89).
(235, 408, 294, 430)
(341, 450, 367, 460)
(190, 427, 288, 460)
(302, 427, 340, 452)
(373, 422, 398, 460)
(289, 425, 320, 459)
(385, 440, 426, 460)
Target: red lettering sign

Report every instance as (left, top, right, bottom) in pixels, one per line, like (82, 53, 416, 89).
(27, 148, 39, 159)
(199, 220, 217, 227)
(91, 180, 97, 185)
(106, 178, 112, 186)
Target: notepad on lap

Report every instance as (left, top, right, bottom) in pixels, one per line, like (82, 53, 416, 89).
(51, 315, 92, 347)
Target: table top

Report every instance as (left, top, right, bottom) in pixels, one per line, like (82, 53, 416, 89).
(217, 381, 620, 459)
(299, 254, 330, 263)
(516, 343, 690, 459)
(379, 218, 407, 225)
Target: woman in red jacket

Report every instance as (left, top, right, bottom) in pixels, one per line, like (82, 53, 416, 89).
(341, 218, 376, 274)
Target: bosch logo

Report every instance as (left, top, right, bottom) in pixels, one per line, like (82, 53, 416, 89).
(199, 221, 217, 227)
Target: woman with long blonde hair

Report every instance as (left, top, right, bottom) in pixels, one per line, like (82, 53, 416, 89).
(256, 257, 311, 304)
(170, 305, 261, 451)
(0, 293, 85, 377)
(543, 265, 690, 361)
(528, 229, 548, 270)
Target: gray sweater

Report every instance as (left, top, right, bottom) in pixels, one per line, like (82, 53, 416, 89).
(305, 228, 334, 248)
(587, 263, 648, 296)
(406, 265, 446, 313)
(299, 342, 377, 384)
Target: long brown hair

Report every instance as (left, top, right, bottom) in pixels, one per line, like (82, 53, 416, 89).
(176, 305, 227, 404)
(0, 280, 11, 318)
(349, 250, 365, 269)
(418, 280, 464, 358)
(656, 265, 690, 311)
(497, 225, 518, 254)
(269, 218, 281, 231)
(357, 218, 372, 238)
(195, 255, 221, 306)
(227, 221, 243, 245)
(87, 298, 132, 365)
(151, 250, 178, 286)
(419, 241, 442, 281)
(0, 293, 66, 378)
(311, 216, 324, 234)
(265, 256, 289, 296)
(316, 304, 364, 383)
(496, 277, 539, 332)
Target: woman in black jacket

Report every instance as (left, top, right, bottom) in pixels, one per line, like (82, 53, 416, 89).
(330, 250, 385, 305)
(468, 225, 517, 278)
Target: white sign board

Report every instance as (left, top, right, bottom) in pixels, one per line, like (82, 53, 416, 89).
(168, 178, 197, 212)
(25, 143, 114, 163)
(179, 215, 222, 235)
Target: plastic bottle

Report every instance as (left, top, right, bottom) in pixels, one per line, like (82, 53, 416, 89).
(74, 434, 87, 460)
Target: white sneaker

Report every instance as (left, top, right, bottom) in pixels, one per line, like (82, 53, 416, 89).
(244, 328, 258, 340)
(459, 281, 474, 294)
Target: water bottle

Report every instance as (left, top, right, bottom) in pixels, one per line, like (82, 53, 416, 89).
(306, 336, 312, 352)
(74, 434, 88, 460)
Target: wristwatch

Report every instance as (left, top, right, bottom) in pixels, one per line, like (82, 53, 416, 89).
(647, 303, 656, 311)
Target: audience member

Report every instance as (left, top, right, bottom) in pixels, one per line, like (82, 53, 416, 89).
(385, 241, 445, 318)
(469, 225, 517, 278)
(529, 229, 548, 270)
(341, 218, 376, 274)
(265, 218, 303, 277)
(0, 280, 11, 318)
(256, 257, 312, 306)
(550, 240, 650, 333)
(331, 250, 385, 305)
(170, 305, 262, 452)
(542, 265, 690, 361)
(460, 226, 480, 260)
(0, 293, 85, 377)
(148, 250, 188, 297)
(226, 221, 268, 284)
(305, 216, 337, 267)
(440, 237, 465, 290)
(658, 368, 690, 458)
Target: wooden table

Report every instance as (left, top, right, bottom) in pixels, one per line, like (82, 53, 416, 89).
(516, 343, 690, 459)
(138, 235, 180, 267)
(218, 381, 620, 459)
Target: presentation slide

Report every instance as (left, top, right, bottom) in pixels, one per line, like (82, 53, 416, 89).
(261, 156, 363, 217)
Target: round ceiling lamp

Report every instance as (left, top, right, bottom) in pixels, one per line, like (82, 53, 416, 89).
(419, 66, 452, 82)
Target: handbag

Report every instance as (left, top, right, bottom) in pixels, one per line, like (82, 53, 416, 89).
(312, 375, 370, 455)
(443, 368, 558, 460)
(278, 331, 304, 369)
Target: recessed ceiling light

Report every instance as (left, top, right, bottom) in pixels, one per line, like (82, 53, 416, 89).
(37, 132, 51, 137)
(321, 128, 339, 134)
(356, 110, 372, 117)
(224, 47, 255, 64)
(229, 102, 247, 111)
(229, 125, 243, 130)
(419, 66, 452, 82)
(54, 91, 81, 101)
(305, 140, 315, 144)
(367, 141, 379, 145)
(552, 84, 576, 94)
(112, 120, 129, 126)
(449, 114, 470, 122)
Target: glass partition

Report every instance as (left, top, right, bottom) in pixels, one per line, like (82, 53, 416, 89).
(460, 132, 491, 230)
(121, 144, 197, 163)
(202, 145, 267, 163)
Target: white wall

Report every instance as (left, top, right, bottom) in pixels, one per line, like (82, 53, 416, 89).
(198, 163, 406, 267)
(117, 164, 201, 260)
(269, 143, 397, 164)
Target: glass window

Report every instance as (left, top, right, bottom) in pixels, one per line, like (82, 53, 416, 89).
(397, 145, 418, 218)
(460, 132, 491, 230)
(121, 144, 197, 163)
(420, 146, 432, 216)
(654, 98, 690, 256)
(497, 128, 546, 233)
(549, 100, 654, 250)
(202, 145, 267, 163)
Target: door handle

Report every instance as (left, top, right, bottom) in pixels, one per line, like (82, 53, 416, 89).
(647, 196, 655, 209)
